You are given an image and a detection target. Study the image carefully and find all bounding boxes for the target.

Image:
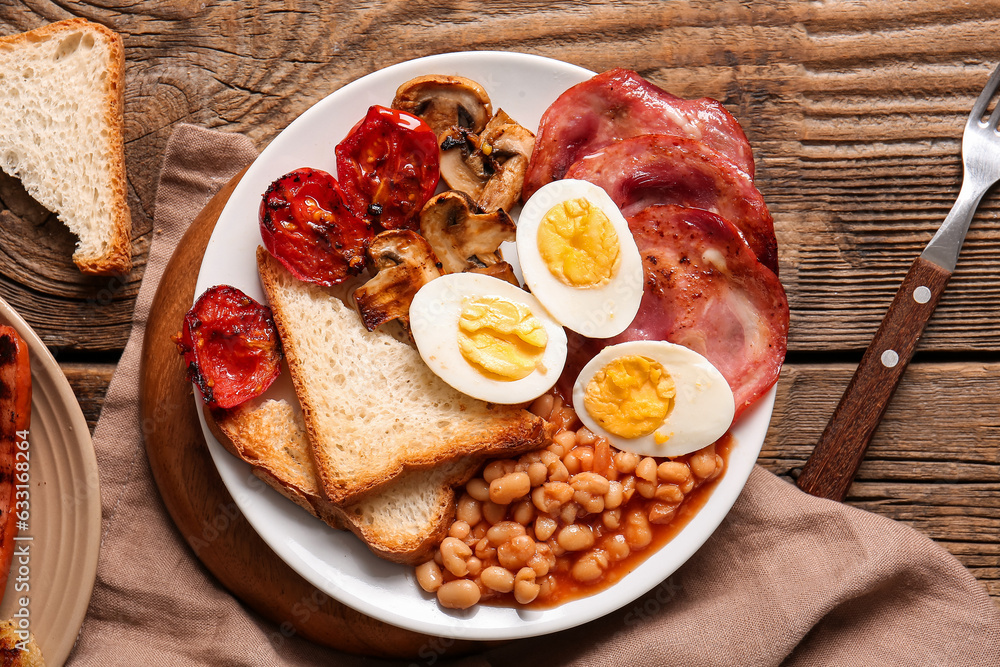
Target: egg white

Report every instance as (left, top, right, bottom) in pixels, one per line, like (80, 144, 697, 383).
(409, 272, 568, 404)
(516, 179, 645, 338)
(572, 340, 735, 457)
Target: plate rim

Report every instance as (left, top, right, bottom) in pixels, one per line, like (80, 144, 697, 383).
(194, 49, 775, 641)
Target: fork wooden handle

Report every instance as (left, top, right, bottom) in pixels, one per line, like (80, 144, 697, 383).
(796, 256, 952, 501)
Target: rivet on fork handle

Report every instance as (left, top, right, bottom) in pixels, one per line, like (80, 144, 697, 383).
(796, 256, 951, 501)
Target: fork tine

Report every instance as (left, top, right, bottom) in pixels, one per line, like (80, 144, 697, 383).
(969, 62, 1000, 126)
(989, 96, 1000, 129)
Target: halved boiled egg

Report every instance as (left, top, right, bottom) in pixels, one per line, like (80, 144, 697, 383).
(572, 340, 735, 457)
(516, 179, 644, 338)
(409, 272, 568, 404)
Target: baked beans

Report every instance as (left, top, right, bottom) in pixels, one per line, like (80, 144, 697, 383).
(490, 471, 531, 505)
(437, 579, 481, 609)
(419, 394, 730, 610)
(556, 524, 595, 552)
(415, 560, 443, 593)
(481, 565, 515, 592)
(456, 493, 482, 525)
(513, 567, 540, 604)
(440, 537, 472, 577)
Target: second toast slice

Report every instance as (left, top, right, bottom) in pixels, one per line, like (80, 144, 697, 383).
(207, 398, 478, 564)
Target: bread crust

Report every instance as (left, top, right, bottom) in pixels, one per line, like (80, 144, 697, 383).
(205, 399, 481, 564)
(0, 18, 132, 275)
(0, 619, 44, 666)
(257, 246, 553, 504)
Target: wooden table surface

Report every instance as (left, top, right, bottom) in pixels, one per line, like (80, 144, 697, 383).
(2, 0, 998, 611)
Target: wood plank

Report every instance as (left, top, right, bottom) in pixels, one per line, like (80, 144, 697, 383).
(61, 362, 116, 432)
(0, 174, 144, 351)
(760, 363, 1000, 474)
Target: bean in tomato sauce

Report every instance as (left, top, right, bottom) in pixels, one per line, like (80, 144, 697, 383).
(415, 392, 729, 609)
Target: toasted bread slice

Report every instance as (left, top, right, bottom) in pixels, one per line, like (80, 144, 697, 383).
(256, 247, 550, 504)
(0, 18, 131, 274)
(207, 398, 479, 564)
(0, 619, 44, 666)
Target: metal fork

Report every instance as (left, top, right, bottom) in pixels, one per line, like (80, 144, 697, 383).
(796, 63, 1000, 501)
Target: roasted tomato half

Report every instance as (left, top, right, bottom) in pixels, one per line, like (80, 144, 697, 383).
(259, 167, 372, 286)
(174, 285, 283, 409)
(335, 105, 440, 231)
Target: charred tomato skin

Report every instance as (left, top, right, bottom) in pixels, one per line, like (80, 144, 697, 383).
(259, 167, 372, 286)
(335, 105, 441, 231)
(175, 285, 283, 409)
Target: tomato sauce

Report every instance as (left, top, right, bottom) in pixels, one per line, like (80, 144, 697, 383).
(528, 434, 733, 609)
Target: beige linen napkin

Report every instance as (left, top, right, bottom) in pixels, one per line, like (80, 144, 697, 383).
(68, 124, 1000, 666)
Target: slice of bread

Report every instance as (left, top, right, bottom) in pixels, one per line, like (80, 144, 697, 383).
(257, 246, 551, 504)
(207, 397, 479, 564)
(0, 619, 44, 666)
(0, 18, 131, 274)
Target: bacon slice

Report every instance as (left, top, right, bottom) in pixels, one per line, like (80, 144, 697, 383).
(564, 134, 778, 275)
(559, 205, 788, 420)
(523, 68, 755, 200)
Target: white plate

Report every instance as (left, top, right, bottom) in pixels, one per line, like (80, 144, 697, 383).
(195, 51, 774, 641)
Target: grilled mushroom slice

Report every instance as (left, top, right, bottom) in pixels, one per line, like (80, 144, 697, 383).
(392, 75, 493, 138)
(438, 109, 535, 212)
(477, 109, 536, 213)
(438, 128, 490, 201)
(468, 260, 520, 286)
(353, 229, 443, 331)
(419, 191, 516, 275)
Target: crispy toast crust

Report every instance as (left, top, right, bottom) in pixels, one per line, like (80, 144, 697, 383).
(0, 18, 132, 274)
(256, 246, 552, 504)
(0, 619, 44, 666)
(205, 399, 482, 564)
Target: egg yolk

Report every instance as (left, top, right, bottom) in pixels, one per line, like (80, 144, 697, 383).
(583, 355, 675, 438)
(458, 296, 548, 381)
(537, 197, 620, 288)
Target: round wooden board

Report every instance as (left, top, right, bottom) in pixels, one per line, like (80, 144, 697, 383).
(138, 171, 480, 658)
